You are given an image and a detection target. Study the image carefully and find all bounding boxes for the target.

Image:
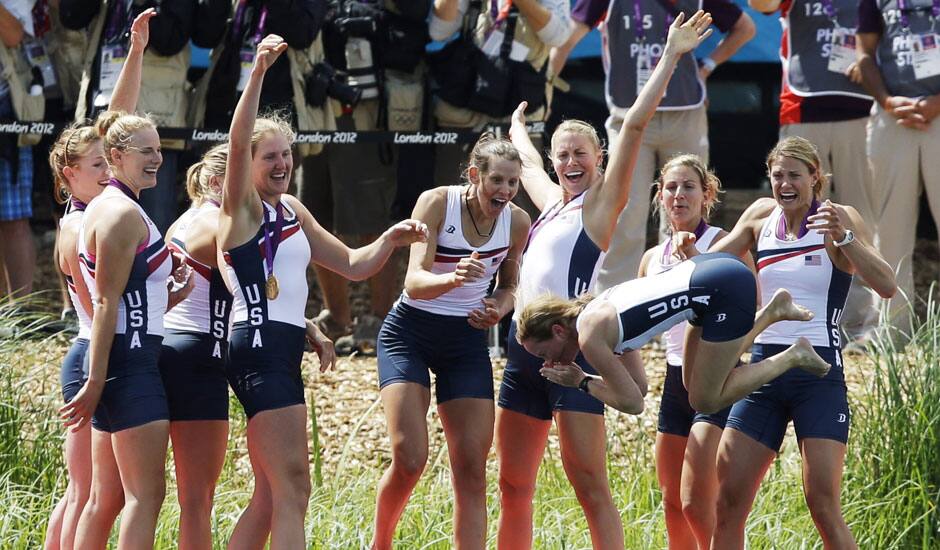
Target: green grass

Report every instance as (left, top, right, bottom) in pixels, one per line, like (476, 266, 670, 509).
(0, 297, 938, 549)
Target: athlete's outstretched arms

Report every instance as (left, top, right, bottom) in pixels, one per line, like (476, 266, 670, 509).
(219, 34, 287, 250)
(585, 11, 714, 251)
(509, 103, 562, 211)
(109, 8, 156, 114)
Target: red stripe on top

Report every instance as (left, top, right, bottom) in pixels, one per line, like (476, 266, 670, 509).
(756, 244, 825, 270)
(147, 247, 170, 275)
(168, 242, 212, 280)
(434, 246, 509, 264)
(255, 224, 303, 257)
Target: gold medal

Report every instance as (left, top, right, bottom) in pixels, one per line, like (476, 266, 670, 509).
(266, 274, 279, 300)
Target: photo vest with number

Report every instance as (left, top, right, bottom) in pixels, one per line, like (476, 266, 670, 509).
(875, 0, 940, 97)
(603, 0, 704, 113)
(784, 0, 871, 98)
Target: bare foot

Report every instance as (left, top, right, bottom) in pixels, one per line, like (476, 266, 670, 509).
(766, 289, 814, 323)
(787, 337, 831, 378)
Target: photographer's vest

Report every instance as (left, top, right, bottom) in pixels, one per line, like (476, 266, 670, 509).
(0, 42, 43, 144)
(874, 0, 940, 97)
(603, 0, 703, 116)
(74, 0, 190, 149)
(46, 0, 88, 111)
(190, 0, 335, 155)
(784, 0, 870, 98)
(435, 0, 552, 125)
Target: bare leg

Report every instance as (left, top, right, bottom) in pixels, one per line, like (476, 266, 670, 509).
(680, 422, 724, 550)
(556, 411, 624, 550)
(170, 420, 229, 550)
(227, 448, 272, 550)
(57, 423, 93, 550)
(371, 383, 431, 550)
(112, 420, 170, 550)
(73, 430, 126, 550)
(655, 432, 696, 550)
(361, 233, 399, 317)
(712, 429, 776, 550)
(496, 408, 551, 550)
(800, 439, 857, 550)
(439, 398, 494, 549)
(0, 220, 35, 297)
(244, 406, 311, 550)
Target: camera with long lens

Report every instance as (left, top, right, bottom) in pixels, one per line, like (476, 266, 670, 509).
(305, 62, 363, 107)
(326, 0, 382, 100)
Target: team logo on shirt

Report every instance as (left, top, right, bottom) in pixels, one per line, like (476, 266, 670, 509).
(445, 225, 456, 234)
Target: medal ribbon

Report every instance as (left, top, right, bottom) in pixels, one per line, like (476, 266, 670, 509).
(69, 196, 88, 213)
(107, 178, 139, 203)
(262, 202, 284, 284)
(775, 199, 819, 240)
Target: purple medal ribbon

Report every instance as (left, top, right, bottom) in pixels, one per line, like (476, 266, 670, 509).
(233, 1, 268, 46)
(663, 218, 708, 260)
(262, 201, 284, 283)
(205, 198, 221, 208)
(69, 196, 88, 212)
(107, 178, 139, 203)
(775, 199, 819, 240)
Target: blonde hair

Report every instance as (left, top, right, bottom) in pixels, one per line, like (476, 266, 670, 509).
(463, 132, 521, 183)
(251, 112, 295, 155)
(654, 154, 723, 222)
(186, 144, 228, 203)
(550, 119, 604, 155)
(515, 293, 595, 343)
(48, 124, 101, 204)
(95, 110, 157, 163)
(766, 136, 828, 198)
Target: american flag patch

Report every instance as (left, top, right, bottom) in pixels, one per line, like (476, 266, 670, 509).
(805, 255, 821, 266)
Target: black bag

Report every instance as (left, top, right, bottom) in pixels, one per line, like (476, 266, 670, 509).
(428, 38, 478, 108)
(378, 13, 429, 73)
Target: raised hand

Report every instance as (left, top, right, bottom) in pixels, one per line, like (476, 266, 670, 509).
(452, 251, 486, 287)
(468, 297, 500, 329)
(129, 7, 157, 51)
(509, 101, 528, 140)
(253, 34, 288, 74)
(806, 199, 849, 242)
(664, 10, 714, 57)
(385, 219, 429, 247)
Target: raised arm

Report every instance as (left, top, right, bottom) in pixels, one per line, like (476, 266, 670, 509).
(220, 35, 287, 248)
(109, 9, 156, 114)
(584, 11, 714, 250)
(291, 196, 428, 281)
(509, 102, 562, 210)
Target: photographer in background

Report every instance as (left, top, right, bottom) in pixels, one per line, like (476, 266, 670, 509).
(428, 0, 572, 214)
(60, 0, 198, 234)
(299, 0, 430, 355)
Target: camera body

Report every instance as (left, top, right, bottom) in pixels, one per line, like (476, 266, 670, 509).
(304, 62, 363, 107)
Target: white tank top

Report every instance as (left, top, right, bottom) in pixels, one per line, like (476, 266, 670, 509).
(578, 258, 701, 354)
(164, 203, 233, 342)
(60, 202, 92, 339)
(401, 186, 512, 316)
(646, 224, 721, 365)
(754, 205, 852, 348)
(515, 192, 606, 319)
(223, 199, 311, 329)
(78, 187, 172, 339)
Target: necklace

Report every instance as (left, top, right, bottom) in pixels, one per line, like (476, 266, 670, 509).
(465, 189, 497, 238)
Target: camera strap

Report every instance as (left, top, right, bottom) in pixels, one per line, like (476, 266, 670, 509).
(499, 7, 518, 59)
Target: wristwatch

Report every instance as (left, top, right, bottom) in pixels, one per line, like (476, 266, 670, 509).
(833, 229, 855, 248)
(578, 376, 591, 394)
